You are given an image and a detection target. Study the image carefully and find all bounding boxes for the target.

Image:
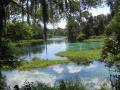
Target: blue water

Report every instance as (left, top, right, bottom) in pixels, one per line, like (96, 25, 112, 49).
(2, 61, 118, 89)
(20, 37, 102, 60)
(2, 37, 118, 89)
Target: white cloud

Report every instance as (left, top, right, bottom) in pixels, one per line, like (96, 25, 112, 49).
(52, 65, 64, 74)
(89, 5, 110, 16)
(47, 19, 67, 29)
(5, 70, 56, 88)
(90, 77, 111, 89)
(57, 19, 67, 28)
(86, 64, 97, 69)
(68, 65, 82, 73)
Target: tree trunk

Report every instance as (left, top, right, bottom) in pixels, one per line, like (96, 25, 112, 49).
(27, 0, 30, 24)
(0, 1, 4, 42)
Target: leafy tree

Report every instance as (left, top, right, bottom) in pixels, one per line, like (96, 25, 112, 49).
(93, 14, 109, 35)
(0, 0, 21, 69)
(67, 18, 79, 42)
(107, 0, 120, 16)
(0, 0, 107, 66)
(49, 27, 67, 36)
(6, 21, 34, 41)
(102, 8, 120, 61)
(0, 0, 50, 68)
(31, 23, 44, 39)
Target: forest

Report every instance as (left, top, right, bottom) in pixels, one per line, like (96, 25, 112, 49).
(0, 0, 120, 90)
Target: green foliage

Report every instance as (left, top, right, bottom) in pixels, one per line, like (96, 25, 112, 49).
(107, 0, 120, 16)
(6, 21, 34, 41)
(84, 35, 105, 42)
(16, 39, 44, 46)
(67, 18, 79, 41)
(0, 40, 20, 68)
(16, 79, 110, 90)
(102, 8, 120, 61)
(82, 14, 109, 37)
(59, 80, 86, 90)
(49, 28, 67, 36)
(56, 49, 101, 61)
(31, 24, 44, 39)
(98, 87, 110, 90)
(82, 0, 104, 8)
(2, 60, 69, 70)
(67, 12, 109, 42)
(76, 33, 86, 41)
(90, 35, 105, 39)
(20, 79, 86, 90)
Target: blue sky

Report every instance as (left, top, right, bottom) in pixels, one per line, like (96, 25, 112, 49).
(48, 4, 110, 29)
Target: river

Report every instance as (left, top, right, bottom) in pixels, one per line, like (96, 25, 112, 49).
(1, 37, 120, 90)
(19, 37, 101, 60)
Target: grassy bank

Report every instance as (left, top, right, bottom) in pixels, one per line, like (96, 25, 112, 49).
(2, 60, 70, 70)
(84, 38, 104, 42)
(7, 39, 44, 55)
(84, 35, 105, 42)
(56, 49, 101, 61)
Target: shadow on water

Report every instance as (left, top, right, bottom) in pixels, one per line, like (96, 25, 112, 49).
(18, 44, 45, 56)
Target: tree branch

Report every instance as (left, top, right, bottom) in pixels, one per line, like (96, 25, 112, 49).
(10, 0, 22, 8)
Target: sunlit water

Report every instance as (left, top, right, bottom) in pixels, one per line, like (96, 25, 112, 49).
(2, 37, 119, 89)
(19, 37, 102, 60)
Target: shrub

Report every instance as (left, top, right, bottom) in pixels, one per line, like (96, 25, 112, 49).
(6, 21, 34, 41)
(76, 33, 86, 41)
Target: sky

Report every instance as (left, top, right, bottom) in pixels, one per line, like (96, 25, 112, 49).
(47, 4, 110, 29)
(89, 4, 110, 16)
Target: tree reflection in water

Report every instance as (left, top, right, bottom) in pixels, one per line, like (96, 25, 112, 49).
(0, 70, 6, 90)
(107, 62, 120, 90)
(1, 61, 120, 90)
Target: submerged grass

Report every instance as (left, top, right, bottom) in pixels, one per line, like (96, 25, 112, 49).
(56, 49, 102, 61)
(2, 60, 70, 70)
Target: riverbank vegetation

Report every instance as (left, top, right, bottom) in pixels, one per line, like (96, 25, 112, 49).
(16, 39, 44, 46)
(84, 35, 105, 42)
(1, 0, 120, 89)
(19, 79, 111, 90)
(102, 8, 120, 62)
(2, 59, 70, 70)
(56, 49, 101, 61)
(0, 0, 119, 64)
(56, 35, 104, 61)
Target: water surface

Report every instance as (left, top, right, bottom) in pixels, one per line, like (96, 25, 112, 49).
(2, 61, 119, 89)
(20, 37, 102, 60)
(2, 37, 114, 89)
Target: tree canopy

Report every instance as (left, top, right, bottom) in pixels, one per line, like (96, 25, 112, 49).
(0, 0, 112, 67)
